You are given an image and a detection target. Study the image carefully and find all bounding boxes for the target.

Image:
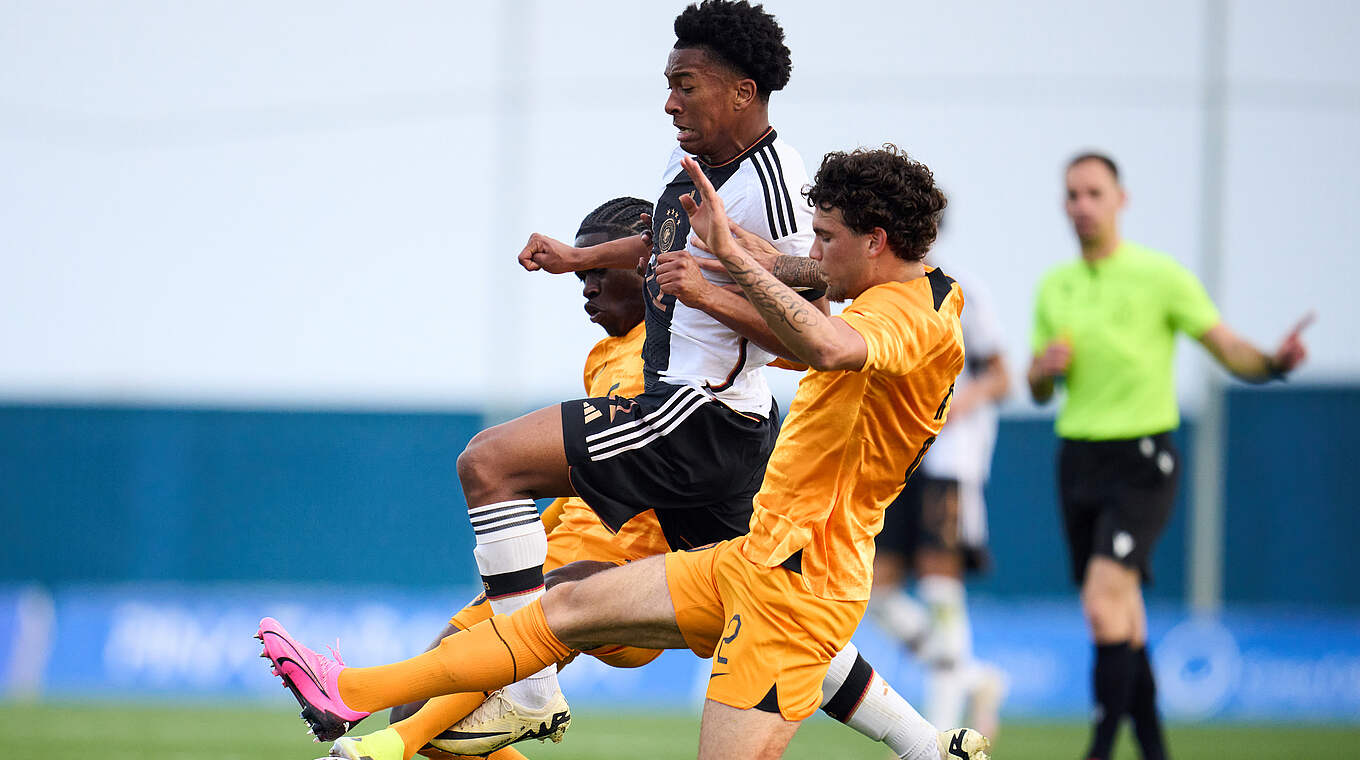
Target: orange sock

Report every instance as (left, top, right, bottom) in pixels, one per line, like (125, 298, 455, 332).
(448, 595, 493, 631)
(392, 692, 488, 760)
(503, 597, 576, 672)
(338, 602, 574, 714)
(391, 599, 497, 760)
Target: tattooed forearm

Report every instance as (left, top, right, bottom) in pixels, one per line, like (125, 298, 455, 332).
(723, 258, 820, 333)
(771, 255, 828, 289)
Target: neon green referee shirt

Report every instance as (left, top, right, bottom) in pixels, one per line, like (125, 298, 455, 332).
(1031, 240, 1220, 440)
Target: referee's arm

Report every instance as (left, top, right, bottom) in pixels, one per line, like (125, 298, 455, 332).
(1198, 313, 1313, 382)
(1027, 341, 1070, 403)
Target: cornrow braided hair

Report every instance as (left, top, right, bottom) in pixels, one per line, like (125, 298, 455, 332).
(576, 196, 653, 240)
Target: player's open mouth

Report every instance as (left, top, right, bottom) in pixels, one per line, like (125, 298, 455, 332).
(676, 126, 697, 141)
(584, 303, 603, 322)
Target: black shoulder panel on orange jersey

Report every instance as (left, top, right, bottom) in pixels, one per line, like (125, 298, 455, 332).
(927, 267, 956, 311)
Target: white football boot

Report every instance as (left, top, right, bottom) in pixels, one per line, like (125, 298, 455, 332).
(937, 727, 991, 759)
(429, 688, 571, 755)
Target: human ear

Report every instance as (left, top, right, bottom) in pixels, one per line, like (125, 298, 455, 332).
(867, 227, 887, 256)
(733, 78, 757, 110)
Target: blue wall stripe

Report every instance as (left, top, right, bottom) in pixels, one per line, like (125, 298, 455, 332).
(3, 386, 1356, 606)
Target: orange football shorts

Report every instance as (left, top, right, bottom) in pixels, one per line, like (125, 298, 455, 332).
(664, 537, 865, 720)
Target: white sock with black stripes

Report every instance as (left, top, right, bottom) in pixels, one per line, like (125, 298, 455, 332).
(821, 642, 938, 760)
(469, 499, 559, 710)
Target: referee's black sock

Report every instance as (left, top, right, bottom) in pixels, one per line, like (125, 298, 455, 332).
(1087, 641, 1135, 760)
(1129, 645, 1168, 760)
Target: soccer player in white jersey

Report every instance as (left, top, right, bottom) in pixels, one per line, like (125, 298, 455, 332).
(256, 3, 955, 759)
(869, 259, 1010, 738)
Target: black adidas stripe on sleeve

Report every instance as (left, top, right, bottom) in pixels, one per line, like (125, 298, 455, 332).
(763, 146, 799, 235)
(749, 151, 786, 239)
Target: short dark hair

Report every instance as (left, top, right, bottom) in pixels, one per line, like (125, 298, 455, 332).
(803, 145, 947, 262)
(1067, 151, 1120, 182)
(673, 0, 792, 98)
(576, 197, 652, 240)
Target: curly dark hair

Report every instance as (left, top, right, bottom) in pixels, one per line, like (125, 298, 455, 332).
(576, 196, 652, 240)
(803, 145, 947, 262)
(673, 0, 792, 98)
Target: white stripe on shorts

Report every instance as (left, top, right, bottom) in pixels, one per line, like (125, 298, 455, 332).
(589, 391, 712, 462)
(584, 385, 702, 445)
(586, 387, 710, 458)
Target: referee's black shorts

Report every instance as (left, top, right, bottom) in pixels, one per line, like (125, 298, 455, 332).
(1059, 431, 1179, 585)
(560, 382, 779, 551)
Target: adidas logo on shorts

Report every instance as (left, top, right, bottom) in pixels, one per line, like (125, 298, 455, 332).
(582, 401, 602, 424)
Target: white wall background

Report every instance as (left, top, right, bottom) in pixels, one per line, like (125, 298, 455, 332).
(1, 0, 1355, 411)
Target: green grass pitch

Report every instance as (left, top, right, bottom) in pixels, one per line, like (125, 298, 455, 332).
(2, 701, 1355, 759)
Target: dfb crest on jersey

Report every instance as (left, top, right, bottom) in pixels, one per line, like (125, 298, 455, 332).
(658, 206, 683, 253)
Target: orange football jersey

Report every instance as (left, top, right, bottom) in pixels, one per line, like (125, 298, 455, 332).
(740, 269, 965, 600)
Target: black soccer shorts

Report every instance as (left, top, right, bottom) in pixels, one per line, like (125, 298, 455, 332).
(560, 382, 780, 551)
(1058, 431, 1179, 585)
(876, 475, 990, 573)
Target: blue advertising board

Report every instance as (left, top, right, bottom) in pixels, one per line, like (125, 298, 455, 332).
(3, 584, 1356, 722)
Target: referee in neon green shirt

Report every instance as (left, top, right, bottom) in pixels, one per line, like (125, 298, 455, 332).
(1028, 152, 1310, 760)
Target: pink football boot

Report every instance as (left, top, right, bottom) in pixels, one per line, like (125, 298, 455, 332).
(255, 616, 370, 741)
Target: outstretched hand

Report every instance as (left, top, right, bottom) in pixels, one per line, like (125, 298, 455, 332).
(1271, 312, 1314, 375)
(678, 156, 736, 259)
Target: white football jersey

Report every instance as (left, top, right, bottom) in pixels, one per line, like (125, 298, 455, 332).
(641, 128, 815, 416)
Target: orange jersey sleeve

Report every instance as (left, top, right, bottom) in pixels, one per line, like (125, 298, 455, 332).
(740, 269, 965, 601)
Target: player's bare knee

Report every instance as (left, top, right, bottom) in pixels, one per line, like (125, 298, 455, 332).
(455, 436, 489, 500)
(539, 579, 593, 646)
(457, 428, 516, 503)
(542, 573, 622, 648)
(539, 579, 573, 621)
(544, 582, 614, 650)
